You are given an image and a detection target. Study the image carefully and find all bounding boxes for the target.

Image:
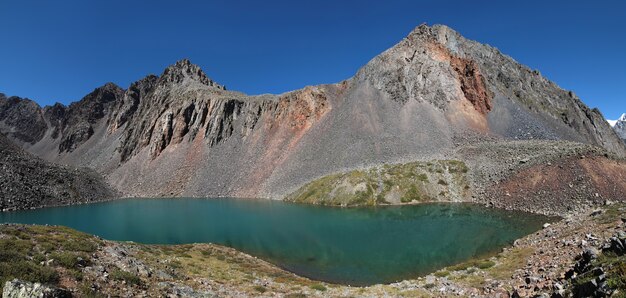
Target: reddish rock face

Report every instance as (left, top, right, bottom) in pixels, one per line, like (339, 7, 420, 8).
(420, 39, 493, 115)
(238, 87, 331, 197)
(272, 87, 329, 131)
(493, 156, 626, 211)
(450, 56, 493, 115)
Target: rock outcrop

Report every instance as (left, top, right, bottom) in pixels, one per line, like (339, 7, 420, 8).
(2, 279, 70, 298)
(0, 94, 47, 145)
(0, 24, 625, 202)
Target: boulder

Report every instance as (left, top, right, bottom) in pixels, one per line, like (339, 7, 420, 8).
(2, 279, 71, 298)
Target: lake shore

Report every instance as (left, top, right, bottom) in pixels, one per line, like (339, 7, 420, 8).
(1, 199, 550, 286)
(1, 203, 625, 297)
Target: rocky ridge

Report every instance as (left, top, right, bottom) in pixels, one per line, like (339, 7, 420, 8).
(0, 24, 625, 210)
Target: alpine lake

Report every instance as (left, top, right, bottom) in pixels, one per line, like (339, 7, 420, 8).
(0, 198, 553, 285)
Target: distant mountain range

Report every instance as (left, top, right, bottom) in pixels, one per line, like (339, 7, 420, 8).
(1, 24, 625, 212)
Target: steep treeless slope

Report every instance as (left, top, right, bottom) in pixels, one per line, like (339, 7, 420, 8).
(1, 24, 624, 201)
(0, 133, 118, 210)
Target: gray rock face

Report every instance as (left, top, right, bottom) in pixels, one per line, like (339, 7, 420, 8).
(406, 25, 624, 154)
(2, 279, 71, 298)
(158, 58, 225, 90)
(609, 113, 626, 143)
(0, 24, 624, 199)
(47, 82, 124, 153)
(0, 94, 47, 145)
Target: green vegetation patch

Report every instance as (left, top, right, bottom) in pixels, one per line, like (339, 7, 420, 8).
(0, 261, 59, 290)
(594, 203, 626, 224)
(309, 283, 327, 291)
(285, 160, 470, 206)
(607, 260, 626, 295)
(0, 224, 104, 292)
(110, 269, 142, 286)
(49, 251, 90, 269)
(447, 259, 495, 271)
(447, 247, 534, 290)
(583, 252, 626, 296)
(434, 270, 450, 277)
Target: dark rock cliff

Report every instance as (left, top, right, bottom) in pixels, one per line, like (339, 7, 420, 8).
(0, 94, 47, 145)
(0, 133, 118, 210)
(51, 83, 125, 153)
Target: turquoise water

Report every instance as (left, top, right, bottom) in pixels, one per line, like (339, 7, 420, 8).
(0, 198, 551, 285)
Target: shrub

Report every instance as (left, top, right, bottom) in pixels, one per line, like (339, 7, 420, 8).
(0, 239, 32, 261)
(434, 270, 449, 277)
(63, 240, 98, 253)
(200, 250, 212, 257)
(310, 283, 327, 291)
(79, 282, 106, 298)
(50, 252, 89, 268)
(403, 184, 422, 202)
(0, 261, 59, 290)
(110, 269, 141, 286)
(416, 173, 429, 182)
(477, 260, 496, 269)
(605, 256, 626, 293)
(448, 259, 495, 271)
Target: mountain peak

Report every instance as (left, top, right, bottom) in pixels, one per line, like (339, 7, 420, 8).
(406, 23, 456, 39)
(159, 59, 225, 90)
(610, 113, 626, 143)
(608, 113, 626, 127)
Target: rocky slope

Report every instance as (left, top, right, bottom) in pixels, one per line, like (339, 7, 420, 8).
(609, 113, 626, 143)
(1, 24, 625, 206)
(0, 133, 118, 211)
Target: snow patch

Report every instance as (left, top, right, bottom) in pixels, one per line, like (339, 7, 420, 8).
(607, 113, 626, 127)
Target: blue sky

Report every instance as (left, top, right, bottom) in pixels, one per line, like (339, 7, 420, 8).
(0, 1, 624, 119)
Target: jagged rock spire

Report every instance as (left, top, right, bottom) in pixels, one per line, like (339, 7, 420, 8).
(159, 59, 225, 90)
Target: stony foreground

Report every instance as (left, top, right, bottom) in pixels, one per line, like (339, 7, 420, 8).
(1, 203, 625, 297)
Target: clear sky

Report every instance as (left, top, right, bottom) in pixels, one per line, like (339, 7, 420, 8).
(1, 0, 624, 119)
